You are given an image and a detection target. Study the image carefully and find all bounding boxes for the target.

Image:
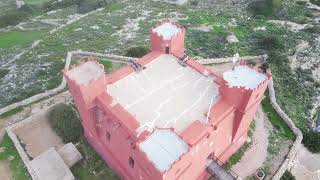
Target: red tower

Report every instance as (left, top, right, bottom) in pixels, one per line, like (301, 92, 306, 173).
(64, 19, 271, 180)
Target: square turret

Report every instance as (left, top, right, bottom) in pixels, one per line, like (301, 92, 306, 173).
(150, 19, 185, 58)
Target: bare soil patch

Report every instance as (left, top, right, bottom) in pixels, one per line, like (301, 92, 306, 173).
(232, 106, 270, 178)
(0, 161, 11, 180)
(13, 110, 64, 158)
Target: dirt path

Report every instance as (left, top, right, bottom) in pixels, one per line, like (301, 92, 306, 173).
(291, 144, 320, 180)
(0, 161, 11, 180)
(232, 106, 270, 178)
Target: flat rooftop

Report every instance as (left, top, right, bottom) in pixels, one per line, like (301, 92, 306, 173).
(223, 66, 267, 90)
(139, 129, 188, 172)
(67, 61, 103, 85)
(153, 22, 181, 40)
(107, 54, 220, 134)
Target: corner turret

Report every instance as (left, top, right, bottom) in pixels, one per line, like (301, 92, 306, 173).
(150, 19, 185, 58)
(219, 61, 272, 141)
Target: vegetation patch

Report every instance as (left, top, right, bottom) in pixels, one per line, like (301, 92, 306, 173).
(0, 69, 10, 79)
(302, 130, 320, 153)
(281, 170, 296, 180)
(125, 46, 149, 58)
(0, 30, 45, 49)
(0, 107, 24, 119)
(71, 137, 119, 180)
(310, 0, 320, 6)
(48, 103, 83, 144)
(0, 134, 30, 180)
(225, 142, 251, 170)
(261, 92, 295, 140)
(48, 103, 119, 179)
(99, 60, 113, 73)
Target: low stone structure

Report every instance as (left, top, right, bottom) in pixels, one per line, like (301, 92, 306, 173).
(5, 104, 82, 180)
(29, 148, 74, 180)
(57, 143, 82, 168)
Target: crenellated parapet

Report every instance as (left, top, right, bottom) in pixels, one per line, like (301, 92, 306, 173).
(150, 18, 186, 58)
(63, 57, 106, 107)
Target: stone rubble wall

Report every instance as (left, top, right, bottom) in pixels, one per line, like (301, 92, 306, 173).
(197, 54, 268, 65)
(268, 78, 303, 180)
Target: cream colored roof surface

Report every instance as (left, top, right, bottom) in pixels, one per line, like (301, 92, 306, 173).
(139, 129, 188, 172)
(107, 54, 219, 134)
(153, 22, 181, 40)
(67, 61, 103, 85)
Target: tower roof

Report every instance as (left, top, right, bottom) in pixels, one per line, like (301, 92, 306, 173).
(222, 65, 267, 90)
(152, 21, 182, 40)
(139, 129, 188, 172)
(66, 61, 103, 85)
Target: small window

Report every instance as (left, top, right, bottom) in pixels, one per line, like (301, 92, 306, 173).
(129, 157, 134, 168)
(106, 131, 111, 141)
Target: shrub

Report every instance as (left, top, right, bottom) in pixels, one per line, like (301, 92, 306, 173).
(247, 0, 274, 17)
(48, 103, 83, 143)
(296, 1, 307, 6)
(281, 170, 296, 180)
(310, 0, 320, 6)
(190, 0, 198, 6)
(304, 26, 320, 34)
(256, 33, 284, 51)
(302, 130, 320, 153)
(0, 4, 37, 28)
(0, 69, 9, 79)
(125, 46, 149, 58)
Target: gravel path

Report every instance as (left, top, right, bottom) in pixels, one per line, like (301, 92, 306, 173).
(232, 106, 270, 178)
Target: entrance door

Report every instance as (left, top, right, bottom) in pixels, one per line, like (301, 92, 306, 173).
(165, 46, 170, 54)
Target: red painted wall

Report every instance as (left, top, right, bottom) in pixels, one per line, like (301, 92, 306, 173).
(64, 19, 271, 180)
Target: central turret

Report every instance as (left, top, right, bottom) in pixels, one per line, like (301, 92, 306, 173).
(150, 19, 185, 58)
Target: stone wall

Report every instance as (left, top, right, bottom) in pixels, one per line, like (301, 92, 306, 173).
(197, 54, 268, 65)
(0, 50, 134, 117)
(268, 78, 303, 180)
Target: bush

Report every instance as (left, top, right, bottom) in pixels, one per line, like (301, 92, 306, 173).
(310, 0, 320, 6)
(304, 26, 320, 34)
(0, 4, 37, 28)
(256, 33, 284, 51)
(125, 46, 149, 58)
(302, 130, 320, 153)
(247, 0, 274, 17)
(0, 69, 9, 79)
(48, 103, 83, 143)
(281, 170, 296, 180)
(296, 1, 307, 6)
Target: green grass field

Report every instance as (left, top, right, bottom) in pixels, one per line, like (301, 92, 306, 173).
(0, 30, 45, 49)
(0, 134, 30, 180)
(261, 92, 295, 140)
